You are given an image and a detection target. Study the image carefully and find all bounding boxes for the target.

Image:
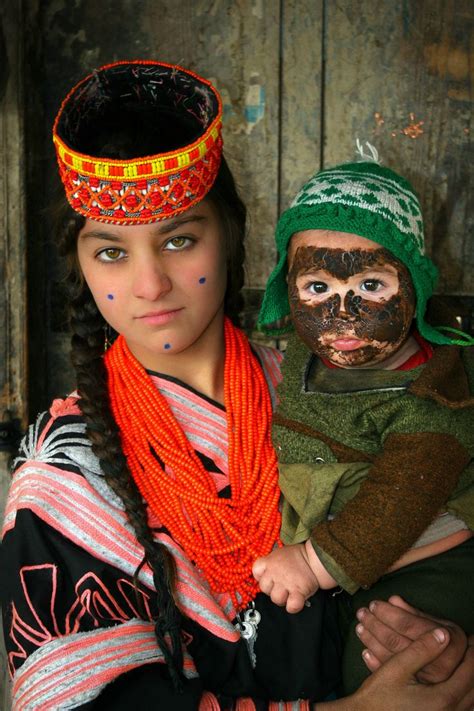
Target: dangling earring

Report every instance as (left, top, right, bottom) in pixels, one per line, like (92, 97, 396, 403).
(104, 324, 114, 352)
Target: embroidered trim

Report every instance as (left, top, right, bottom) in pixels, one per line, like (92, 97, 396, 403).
(56, 137, 223, 224)
(53, 60, 224, 223)
(11, 619, 197, 710)
(53, 123, 222, 181)
(8, 564, 153, 676)
(5, 464, 241, 642)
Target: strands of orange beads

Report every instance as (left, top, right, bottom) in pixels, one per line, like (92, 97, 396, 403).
(104, 318, 281, 609)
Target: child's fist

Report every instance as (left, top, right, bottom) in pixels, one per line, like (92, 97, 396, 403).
(252, 544, 320, 613)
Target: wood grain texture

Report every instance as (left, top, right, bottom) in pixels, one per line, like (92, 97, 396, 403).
(323, 0, 473, 294)
(0, 1, 26, 705)
(280, 0, 324, 211)
(0, 10, 27, 429)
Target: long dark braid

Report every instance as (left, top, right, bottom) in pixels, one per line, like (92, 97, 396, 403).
(208, 157, 247, 325)
(55, 156, 247, 690)
(59, 214, 184, 688)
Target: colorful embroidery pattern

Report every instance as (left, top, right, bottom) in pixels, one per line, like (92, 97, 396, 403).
(3, 344, 284, 707)
(52, 60, 224, 224)
(8, 565, 153, 676)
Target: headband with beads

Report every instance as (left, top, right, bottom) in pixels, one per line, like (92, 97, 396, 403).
(53, 60, 223, 224)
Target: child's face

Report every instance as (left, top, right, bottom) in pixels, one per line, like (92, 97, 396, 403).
(287, 230, 416, 368)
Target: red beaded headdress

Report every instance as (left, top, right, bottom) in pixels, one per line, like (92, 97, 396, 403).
(53, 60, 223, 224)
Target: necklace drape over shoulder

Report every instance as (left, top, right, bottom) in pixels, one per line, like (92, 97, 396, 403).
(104, 318, 282, 609)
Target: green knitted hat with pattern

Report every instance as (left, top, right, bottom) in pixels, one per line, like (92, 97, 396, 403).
(258, 160, 473, 346)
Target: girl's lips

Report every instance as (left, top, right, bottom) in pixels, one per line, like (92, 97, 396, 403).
(329, 338, 367, 351)
(137, 308, 183, 326)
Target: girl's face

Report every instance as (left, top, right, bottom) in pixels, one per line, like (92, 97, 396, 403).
(287, 229, 416, 368)
(76, 200, 228, 369)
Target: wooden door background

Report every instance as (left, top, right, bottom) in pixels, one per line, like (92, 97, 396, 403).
(1, 0, 473, 706)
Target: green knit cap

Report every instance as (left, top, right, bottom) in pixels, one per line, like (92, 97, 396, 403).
(258, 160, 473, 346)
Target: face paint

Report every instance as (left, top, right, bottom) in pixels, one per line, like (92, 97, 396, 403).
(164, 343, 171, 350)
(107, 294, 114, 300)
(199, 277, 207, 284)
(287, 246, 416, 367)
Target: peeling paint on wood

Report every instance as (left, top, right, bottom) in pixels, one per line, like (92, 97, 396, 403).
(323, 0, 473, 294)
(280, 1, 324, 210)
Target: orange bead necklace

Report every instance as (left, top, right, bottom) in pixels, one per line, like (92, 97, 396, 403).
(104, 317, 281, 610)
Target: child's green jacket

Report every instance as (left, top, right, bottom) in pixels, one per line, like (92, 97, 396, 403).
(274, 334, 474, 593)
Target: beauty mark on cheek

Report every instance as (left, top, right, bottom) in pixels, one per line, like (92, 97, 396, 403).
(199, 277, 207, 284)
(107, 294, 114, 300)
(164, 343, 171, 350)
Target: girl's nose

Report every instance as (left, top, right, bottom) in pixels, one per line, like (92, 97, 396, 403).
(132, 261, 172, 300)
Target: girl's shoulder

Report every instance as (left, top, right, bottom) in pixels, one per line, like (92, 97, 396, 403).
(251, 341, 283, 409)
(11, 394, 115, 500)
(13, 393, 89, 475)
(6, 394, 126, 534)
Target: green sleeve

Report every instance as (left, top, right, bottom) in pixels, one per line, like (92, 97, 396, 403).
(310, 431, 470, 593)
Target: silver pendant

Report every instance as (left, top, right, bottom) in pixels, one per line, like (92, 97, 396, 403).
(235, 602, 261, 668)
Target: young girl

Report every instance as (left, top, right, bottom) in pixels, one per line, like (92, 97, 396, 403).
(1, 61, 472, 710)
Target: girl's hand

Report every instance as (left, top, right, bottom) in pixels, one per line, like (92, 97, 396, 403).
(356, 595, 468, 684)
(252, 544, 319, 613)
(349, 628, 474, 711)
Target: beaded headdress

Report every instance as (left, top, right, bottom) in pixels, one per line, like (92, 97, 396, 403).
(53, 60, 223, 224)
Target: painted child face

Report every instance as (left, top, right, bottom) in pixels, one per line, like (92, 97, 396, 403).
(287, 230, 416, 367)
(76, 200, 228, 370)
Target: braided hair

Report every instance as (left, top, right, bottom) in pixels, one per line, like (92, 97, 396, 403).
(55, 155, 247, 688)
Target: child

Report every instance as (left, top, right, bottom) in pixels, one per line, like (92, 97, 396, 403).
(255, 155, 474, 694)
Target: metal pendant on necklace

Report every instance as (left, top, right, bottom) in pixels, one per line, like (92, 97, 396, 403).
(235, 602, 261, 668)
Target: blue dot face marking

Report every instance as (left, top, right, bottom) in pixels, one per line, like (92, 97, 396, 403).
(107, 294, 114, 300)
(164, 343, 171, 350)
(198, 277, 206, 284)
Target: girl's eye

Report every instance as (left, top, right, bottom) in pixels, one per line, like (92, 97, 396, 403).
(307, 281, 328, 295)
(96, 247, 126, 262)
(360, 279, 384, 293)
(164, 236, 193, 251)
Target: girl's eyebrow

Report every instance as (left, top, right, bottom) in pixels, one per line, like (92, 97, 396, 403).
(79, 230, 123, 242)
(155, 214, 207, 235)
(79, 214, 208, 242)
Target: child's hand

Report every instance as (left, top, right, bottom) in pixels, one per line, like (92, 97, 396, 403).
(252, 544, 319, 613)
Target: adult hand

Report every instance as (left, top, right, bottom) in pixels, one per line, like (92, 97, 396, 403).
(346, 628, 474, 711)
(356, 595, 468, 683)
